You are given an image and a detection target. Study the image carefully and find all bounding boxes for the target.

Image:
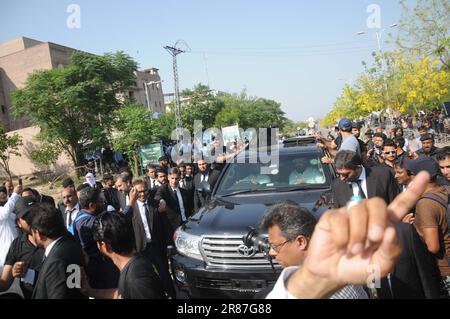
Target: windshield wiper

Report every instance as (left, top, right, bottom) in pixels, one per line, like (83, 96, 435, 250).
(219, 188, 277, 197)
(276, 185, 329, 193)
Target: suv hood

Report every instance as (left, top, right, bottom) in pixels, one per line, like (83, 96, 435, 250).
(181, 189, 329, 236)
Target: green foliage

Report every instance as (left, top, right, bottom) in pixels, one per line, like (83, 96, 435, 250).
(180, 84, 225, 132)
(0, 126, 23, 178)
(112, 103, 155, 175)
(281, 120, 307, 137)
(324, 51, 450, 124)
(215, 91, 287, 130)
(396, 0, 450, 69)
(12, 51, 138, 171)
(153, 112, 176, 142)
(30, 142, 61, 167)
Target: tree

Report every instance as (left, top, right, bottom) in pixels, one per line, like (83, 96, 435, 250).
(0, 126, 22, 179)
(281, 120, 308, 137)
(12, 51, 138, 176)
(153, 111, 176, 142)
(29, 141, 62, 185)
(324, 51, 450, 123)
(396, 0, 450, 69)
(180, 84, 224, 133)
(112, 103, 155, 177)
(216, 91, 288, 130)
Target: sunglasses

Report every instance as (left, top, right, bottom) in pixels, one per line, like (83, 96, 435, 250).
(382, 151, 396, 155)
(337, 172, 352, 178)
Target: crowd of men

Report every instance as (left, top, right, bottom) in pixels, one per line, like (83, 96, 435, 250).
(0, 150, 237, 299)
(314, 116, 450, 298)
(0, 112, 449, 299)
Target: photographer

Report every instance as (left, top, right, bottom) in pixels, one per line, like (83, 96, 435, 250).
(257, 203, 367, 299)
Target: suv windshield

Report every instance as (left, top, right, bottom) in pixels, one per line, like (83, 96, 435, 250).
(215, 153, 330, 196)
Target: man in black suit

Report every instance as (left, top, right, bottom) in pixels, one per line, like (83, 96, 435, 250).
(193, 159, 220, 212)
(144, 164, 161, 203)
(87, 212, 166, 299)
(29, 204, 86, 299)
(22, 188, 56, 208)
(59, 186, 81, 231)
(123, 180, 176, 298)
(179, 163, 194, 208)
(144, 164, 159, 190)
(155, 167, 193, 229)
(102, 175, 121, 211)
(115, 173, 133, 213)
(331, 150, 399, 208)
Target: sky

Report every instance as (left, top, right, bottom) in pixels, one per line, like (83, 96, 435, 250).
(0, 0, 407, 122)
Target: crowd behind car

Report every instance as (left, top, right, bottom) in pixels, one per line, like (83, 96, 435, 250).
(0, 109, 449, 299)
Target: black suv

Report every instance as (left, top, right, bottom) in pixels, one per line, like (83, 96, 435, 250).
(171, 139, 334, 298)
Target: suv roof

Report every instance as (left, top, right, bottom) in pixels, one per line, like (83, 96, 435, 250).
(282, 136, 317, 148)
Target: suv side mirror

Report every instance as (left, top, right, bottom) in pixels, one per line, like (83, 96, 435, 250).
(197, 181, 211, 194)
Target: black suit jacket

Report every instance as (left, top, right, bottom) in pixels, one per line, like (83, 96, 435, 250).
(32, 236, 87, 299)
(58, 203, 82, 227)
(123, 199, 173, 256)
(390, 223, 442, 299)
(331, 166, 399, 208)
(193, 169, 221, 212)
(155, 185, 193, 230)
(40, 194, 56, 208)
(103, 187, 121, 211)
(179, 178, 195, 215)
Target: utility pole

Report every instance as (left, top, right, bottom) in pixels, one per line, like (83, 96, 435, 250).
(164, 42, 187, 142)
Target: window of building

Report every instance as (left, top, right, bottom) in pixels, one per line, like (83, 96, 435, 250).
(1, 105, 5, 114)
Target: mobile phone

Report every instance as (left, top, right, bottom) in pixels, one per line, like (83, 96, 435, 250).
(18, 178, 23, 186)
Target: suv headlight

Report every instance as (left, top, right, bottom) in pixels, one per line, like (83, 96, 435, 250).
(174, 229, 203, 261)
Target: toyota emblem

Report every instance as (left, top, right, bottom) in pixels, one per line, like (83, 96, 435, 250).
(237, 244, 256, 258)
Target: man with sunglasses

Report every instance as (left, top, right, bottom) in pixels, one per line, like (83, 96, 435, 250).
(258, 202, 367, 299)
(331, 150, 399, 209)
(379, 139, 398, 174)
(124, 180, 176, 299)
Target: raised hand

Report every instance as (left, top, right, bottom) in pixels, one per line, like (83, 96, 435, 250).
(286, 171, 430, 298)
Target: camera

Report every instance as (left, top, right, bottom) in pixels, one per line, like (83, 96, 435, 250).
(242, 228, 270, 256)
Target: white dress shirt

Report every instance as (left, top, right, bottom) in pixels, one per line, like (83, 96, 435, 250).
(201, 173, 209, 182)
(351, 167, 368, 198)
(173, 187, 187, 222)
(266, 266, 368, 299)
(65, 203, 80, 228)
(45, 236, 64, 258)
(148, 178, 159, 189)
(137, 200, 152, 242)
(0, 193, 19, 265)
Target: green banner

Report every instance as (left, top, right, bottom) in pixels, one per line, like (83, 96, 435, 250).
(139, 142, 163, 174)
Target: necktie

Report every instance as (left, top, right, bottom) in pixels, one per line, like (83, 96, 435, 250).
(67, 209, 74, 227)
(143, 203, 153, 232)
(180, 179, 184, 189)
(355, 180, 367, 199)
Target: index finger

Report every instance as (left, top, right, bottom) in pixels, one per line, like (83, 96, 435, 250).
(387, 171, 429, 225)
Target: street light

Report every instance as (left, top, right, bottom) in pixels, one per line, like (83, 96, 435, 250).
(356, 23, 398, 52)
(144, 80, 164, 115)
(357, 23, 398, 126)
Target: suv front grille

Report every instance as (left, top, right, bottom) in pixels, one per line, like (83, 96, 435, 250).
(201, 235, 279, 269)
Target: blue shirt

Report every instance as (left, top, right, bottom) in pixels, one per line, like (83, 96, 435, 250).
(73, 210, 119, 289)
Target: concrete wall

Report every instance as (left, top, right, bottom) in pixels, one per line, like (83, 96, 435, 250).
(4, 126, 74, 178)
